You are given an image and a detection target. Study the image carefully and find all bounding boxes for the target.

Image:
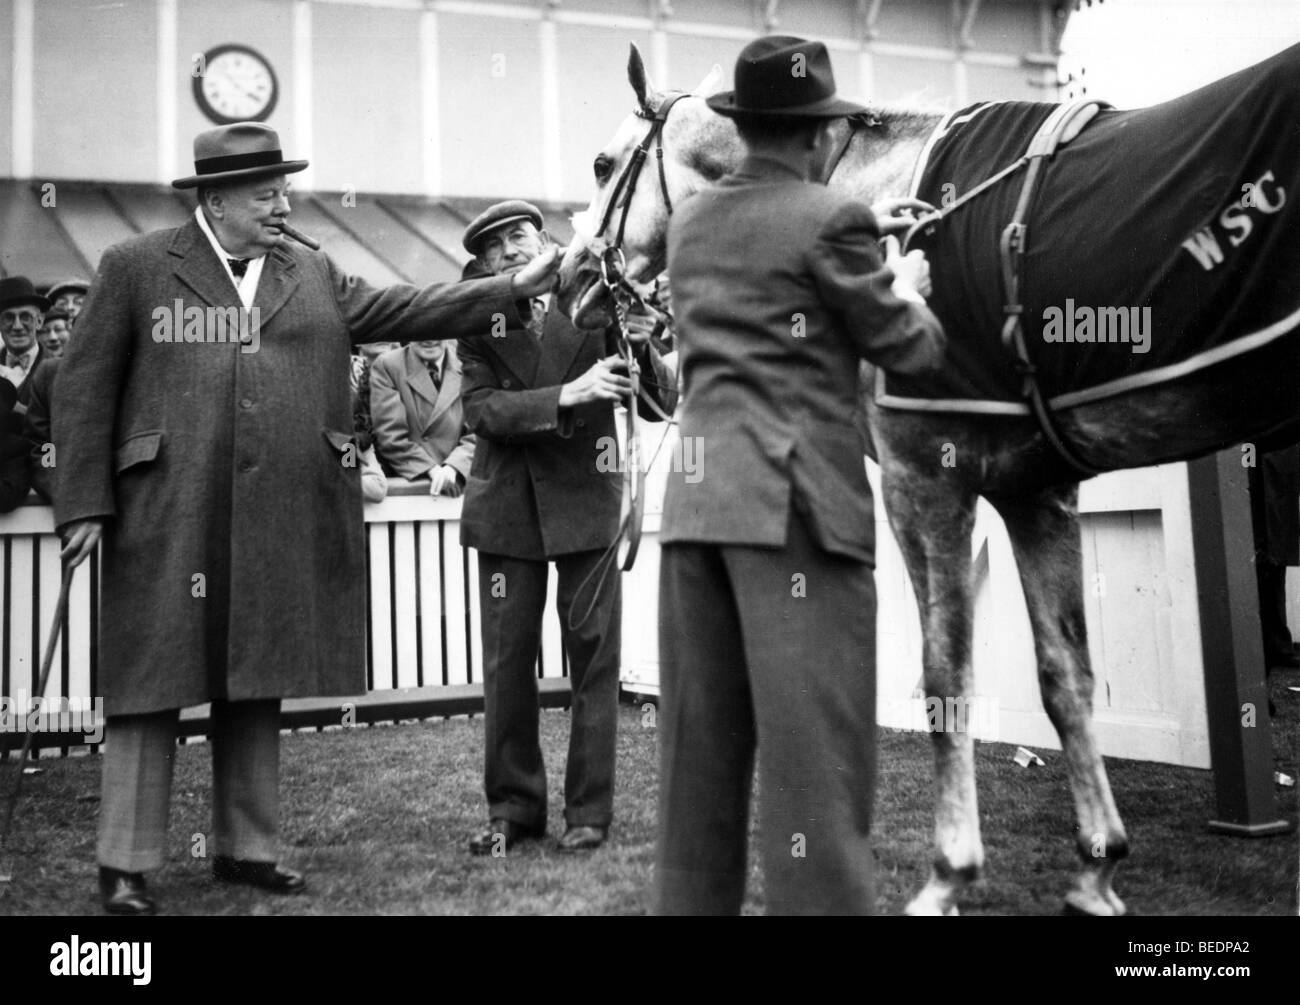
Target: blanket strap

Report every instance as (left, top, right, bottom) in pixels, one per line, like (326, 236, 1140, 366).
(997, 100, 1105, 477)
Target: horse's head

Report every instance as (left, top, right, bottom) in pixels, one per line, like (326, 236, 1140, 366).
(557, 43, 740, 329)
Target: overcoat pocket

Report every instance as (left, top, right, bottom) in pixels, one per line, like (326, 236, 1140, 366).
(113, 431, 163, 474)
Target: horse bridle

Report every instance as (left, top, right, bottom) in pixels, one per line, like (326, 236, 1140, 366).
(568, 91, 686, 632)
(595, 92, 686, 565)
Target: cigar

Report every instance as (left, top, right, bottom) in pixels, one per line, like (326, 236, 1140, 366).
(276, 221, 320, 251)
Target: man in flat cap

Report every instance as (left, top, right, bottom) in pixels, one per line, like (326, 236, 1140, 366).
(46, 278, 90, 324)
(54, 122, 558, 915)
(457, 200, 676, 855)
(654, 35, 945, 914)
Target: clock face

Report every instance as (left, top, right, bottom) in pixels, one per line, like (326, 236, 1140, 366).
(194, 44, 279, 124)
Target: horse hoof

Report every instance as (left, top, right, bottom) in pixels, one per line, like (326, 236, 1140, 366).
(1062, 891, 1125, 917)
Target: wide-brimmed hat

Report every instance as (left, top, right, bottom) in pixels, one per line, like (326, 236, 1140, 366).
(0, 276, 50, 314)
(45, 278, 89, 302)
(706, 35, 867, 120)
(172, 122, 308, 189)
(462, 200, 545, 255)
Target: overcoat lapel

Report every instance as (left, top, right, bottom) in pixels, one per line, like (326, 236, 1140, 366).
(252, 244, 300, 328)
(490, 323, 542, 387)
(535, 307, 598, 387)
(170, 220, 238, 310)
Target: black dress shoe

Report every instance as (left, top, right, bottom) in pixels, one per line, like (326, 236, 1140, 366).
(468, 818, 544, 856)
(212, 856, 306, 893)
(556, 825, 608, 853)
(98, 866, 157, 916)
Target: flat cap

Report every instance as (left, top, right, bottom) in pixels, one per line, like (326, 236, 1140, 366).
(462, 200, 544, 255)
(45, 278, 90, 301)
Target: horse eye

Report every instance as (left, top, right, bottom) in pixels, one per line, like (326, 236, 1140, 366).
(593, 155, 611, 182)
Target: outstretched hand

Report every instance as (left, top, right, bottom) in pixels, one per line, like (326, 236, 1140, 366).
(509, 245, 562, 298)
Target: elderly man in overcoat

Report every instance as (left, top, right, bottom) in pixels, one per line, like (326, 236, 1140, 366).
(457, 201, 676, 855)
(653, 36, 945, 914)
(54, 123, 558, 915)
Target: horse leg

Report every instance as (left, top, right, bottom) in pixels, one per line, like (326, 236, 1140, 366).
(988, 485, 1128, 916)
(881, 467, 982, 916)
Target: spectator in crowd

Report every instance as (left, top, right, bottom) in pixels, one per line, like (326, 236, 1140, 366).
(0, 276, 50, 408)
(22, 354, 57, 503)
(37, 307, 72, 358)
(54, 121, 557, 916)
(350, 345, 388, 504)
(370, 339, 475, 496)
(46, 278, 89, 322)
(0, 379, 32, 511)
(457, 200, 676, 856)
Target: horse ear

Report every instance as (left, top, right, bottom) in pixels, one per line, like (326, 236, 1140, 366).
(628, 42, 652, 109)
(694, 63, 725, 97)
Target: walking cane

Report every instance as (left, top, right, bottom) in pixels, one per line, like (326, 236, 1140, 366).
(0, 561, 77, 864)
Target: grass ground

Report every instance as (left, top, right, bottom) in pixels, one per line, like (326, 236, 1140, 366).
(2, 667, 1296, 916)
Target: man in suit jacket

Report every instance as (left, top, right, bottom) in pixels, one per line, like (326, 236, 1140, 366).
(654, 36, 945, 915)
(0, 276, 49, 410)
(457, 200, 676, 855)
(370, 340, 475, 494)
(53, 123, 559, 915)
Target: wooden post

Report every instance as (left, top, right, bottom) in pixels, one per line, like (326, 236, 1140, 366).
(1187, 450, 1292, 836)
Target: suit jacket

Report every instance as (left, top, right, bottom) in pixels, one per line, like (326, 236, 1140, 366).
(369, 343, 475, 481)
(52, 216, 523, 715)
(458, 301, 677, 560)
(4, 344, 45, 410)
(663, 156, 946, 563)
(22, 356, 56, 502)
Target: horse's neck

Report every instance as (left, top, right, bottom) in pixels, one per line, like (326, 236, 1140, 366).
(826, 111, 940, 204)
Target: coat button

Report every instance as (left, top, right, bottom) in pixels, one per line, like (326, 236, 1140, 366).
(502, 379, 512, 388)
(577, 419, 586, 428)
(239, 459, 253, 472)
(240, 398, 253, 409)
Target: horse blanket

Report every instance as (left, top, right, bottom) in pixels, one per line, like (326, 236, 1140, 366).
(879, 41, 1300, 415)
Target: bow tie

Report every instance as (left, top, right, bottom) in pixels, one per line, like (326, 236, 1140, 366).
(228, 258, 251, 280)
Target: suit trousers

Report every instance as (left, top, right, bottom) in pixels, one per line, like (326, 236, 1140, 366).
(97, 699, 281, 872)
(653, 510, 878, 915)
(476, 549, 621, 830)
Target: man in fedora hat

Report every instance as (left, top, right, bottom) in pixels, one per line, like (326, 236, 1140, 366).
(54, 121, 559, 915)
(0, 276, 51, 408)
(456, 200, 676, 856)
(653, 35, 946, 914)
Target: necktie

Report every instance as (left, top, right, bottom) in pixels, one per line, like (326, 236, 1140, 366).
(428, 361, 442, 393)
(528, 298, 546, 338)
(228, 258, 250, 280)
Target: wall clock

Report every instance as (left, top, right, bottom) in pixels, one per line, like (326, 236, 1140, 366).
(193, 44, 279, 124)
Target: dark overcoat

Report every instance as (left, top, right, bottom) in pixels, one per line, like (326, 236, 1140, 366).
(458, 304, 677, 560)
(53, 217, 521, 715)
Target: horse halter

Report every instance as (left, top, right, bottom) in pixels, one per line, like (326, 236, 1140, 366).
(569, 92, 687, 629)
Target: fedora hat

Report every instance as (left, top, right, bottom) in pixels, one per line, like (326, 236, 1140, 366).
(707, 35, 867, 120)
(0, 276, 50, 314)
(462, 200, 545, 255)
(172, 122, 308, 189)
